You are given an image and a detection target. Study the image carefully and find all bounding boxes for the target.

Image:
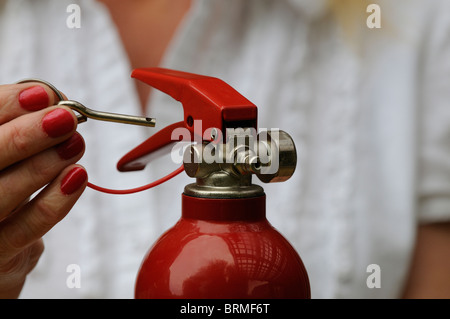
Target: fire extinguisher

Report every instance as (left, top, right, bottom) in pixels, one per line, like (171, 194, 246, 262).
(115, 68, 311, 299)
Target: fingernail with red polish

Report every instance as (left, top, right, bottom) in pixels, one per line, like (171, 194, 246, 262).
(42, 108, 75, 138)
(56, 133, 85, 160)
(19, 86, 49, 111)
(61, 167, 88, 195)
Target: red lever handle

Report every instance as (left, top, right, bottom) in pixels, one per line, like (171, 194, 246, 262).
(117, 68, 258, 172)
(117, 121, 184, 172)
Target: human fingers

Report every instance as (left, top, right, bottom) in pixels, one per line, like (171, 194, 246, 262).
(0, 82, 63, 125)
(0, 132, 85, 219)
(0, 105, 79, 171)
(0, 239, 44, 299)
(0, 165, 87, 261)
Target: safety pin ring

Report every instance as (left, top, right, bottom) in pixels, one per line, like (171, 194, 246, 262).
(16, 78, 156, 127)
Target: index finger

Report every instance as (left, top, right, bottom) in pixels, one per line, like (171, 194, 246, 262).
(0, 82, 63, 125)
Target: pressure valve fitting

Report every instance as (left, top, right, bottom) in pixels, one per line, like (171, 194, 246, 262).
(182, 129, 297, 199)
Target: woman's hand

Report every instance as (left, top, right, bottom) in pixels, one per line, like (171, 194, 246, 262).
(0, 83, 87, 298)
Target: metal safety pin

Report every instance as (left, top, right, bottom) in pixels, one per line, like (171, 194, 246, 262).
(17, 78, 156, 127)
(58, 100, 156, 127)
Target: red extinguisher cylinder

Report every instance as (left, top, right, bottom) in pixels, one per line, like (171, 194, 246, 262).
(135, 194, 310, 299)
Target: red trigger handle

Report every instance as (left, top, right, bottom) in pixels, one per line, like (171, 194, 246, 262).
(117, 67, 258, 173)
(116, 121, 185, 172)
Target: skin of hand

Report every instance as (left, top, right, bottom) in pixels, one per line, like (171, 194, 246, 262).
(0, 83, 87, 298)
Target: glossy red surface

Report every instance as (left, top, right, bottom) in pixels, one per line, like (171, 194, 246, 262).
(118, 68, 258, 172)
(131, 68, 257, 132)
(135, 194, 310, 299)
(19, 85, 49, 111)
(42, 108, 75, 138)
